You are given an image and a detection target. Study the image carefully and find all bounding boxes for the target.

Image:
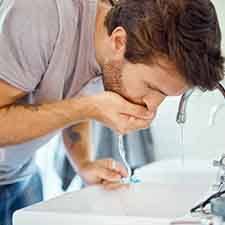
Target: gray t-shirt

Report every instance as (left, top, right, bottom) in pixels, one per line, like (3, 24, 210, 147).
(0, 0, 100, 185)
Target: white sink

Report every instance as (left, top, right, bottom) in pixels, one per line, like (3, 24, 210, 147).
(14, 159, 217, 225)
(135, 159, 217, 185)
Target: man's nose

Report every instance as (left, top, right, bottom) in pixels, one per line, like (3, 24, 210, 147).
(142, 92, 166, 113)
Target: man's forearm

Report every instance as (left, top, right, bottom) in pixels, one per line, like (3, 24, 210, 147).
(63, 121, 92, 172)
(0, 97, 94, 147)
(63, 121, 127, 187)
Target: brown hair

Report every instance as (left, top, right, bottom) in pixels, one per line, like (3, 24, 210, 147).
(104, 0, 225, 90)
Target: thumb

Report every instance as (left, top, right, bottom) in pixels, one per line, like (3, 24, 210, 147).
(98, 168, 122, 182)
(102, 159, 128, 178)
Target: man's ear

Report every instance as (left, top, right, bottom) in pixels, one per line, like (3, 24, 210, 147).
(110, 26, 127, 59)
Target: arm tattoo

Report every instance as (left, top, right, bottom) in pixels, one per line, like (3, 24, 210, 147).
(67, 126, 81, 143)
(1, 103, 43, 113)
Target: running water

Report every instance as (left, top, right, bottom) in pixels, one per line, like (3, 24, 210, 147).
(179, 124, 185, 167)
(118, 134, 141, 184)
(118, 135, 132, 177)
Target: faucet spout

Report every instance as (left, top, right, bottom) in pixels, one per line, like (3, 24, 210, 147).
(217, 83, 225, 98)
(176, 82, 225, 125)
(176, 89, 195, 125)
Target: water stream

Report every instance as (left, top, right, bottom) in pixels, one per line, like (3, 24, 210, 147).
(179, 124, 185, 167)
(118, 134, 141, 184)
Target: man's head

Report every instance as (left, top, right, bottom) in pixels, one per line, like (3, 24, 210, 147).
(95, 0, 224, 113)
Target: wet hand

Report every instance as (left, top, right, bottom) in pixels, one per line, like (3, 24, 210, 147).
(90, 92, 155, 134)
(77, 158, 128, 186)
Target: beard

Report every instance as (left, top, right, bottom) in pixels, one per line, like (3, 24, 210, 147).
(102, 59, 125, 96)
(102, 59, 145, 105)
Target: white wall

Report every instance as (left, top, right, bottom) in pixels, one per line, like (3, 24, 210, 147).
(213, 0, 225, 50)
(151, 0, 225, 161)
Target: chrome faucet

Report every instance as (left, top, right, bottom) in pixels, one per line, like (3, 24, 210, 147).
(213, 154, 225, 191)
(176, 83, 225, 125)
(176, 89, 195, 124)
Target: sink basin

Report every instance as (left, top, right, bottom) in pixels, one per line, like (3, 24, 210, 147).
(14, 159, 217, 225)
(135, 159, 218, 185)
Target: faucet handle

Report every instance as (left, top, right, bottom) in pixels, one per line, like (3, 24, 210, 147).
(213, 154, 225, 168)
(213, 159, 221, 168)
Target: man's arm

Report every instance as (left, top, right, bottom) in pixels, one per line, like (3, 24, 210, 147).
(0, 80, 153, 147)
(62, 121, 128, 186)
(0, 80, 95, 147)
(62, 121, 93, 171)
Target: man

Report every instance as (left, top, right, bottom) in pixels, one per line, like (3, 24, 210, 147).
(0, 0, 224, 224)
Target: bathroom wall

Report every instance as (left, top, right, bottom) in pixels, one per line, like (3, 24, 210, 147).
(151, 0, 225, 161)
(214, 0, 225, 50)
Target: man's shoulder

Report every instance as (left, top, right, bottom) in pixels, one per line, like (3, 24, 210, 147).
(1, 0, 59, 27)
(12, 0, 57, 13)
(0, 0, 59, 50)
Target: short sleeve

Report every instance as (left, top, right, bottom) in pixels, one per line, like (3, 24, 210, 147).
(0, 0, 59, 92)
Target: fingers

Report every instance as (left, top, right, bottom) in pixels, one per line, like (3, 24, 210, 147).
(96, 159, 129, 183)
(126, 116, 152, 131)
(98, 167, 122, 182)
(103, 159, 128, 178)
(102, 181, 130, 191)
(113, 161, 129, 178)
(117, 114, 152, 134)
(123, 102, 154, 120)
(91, 91, 155, 134)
